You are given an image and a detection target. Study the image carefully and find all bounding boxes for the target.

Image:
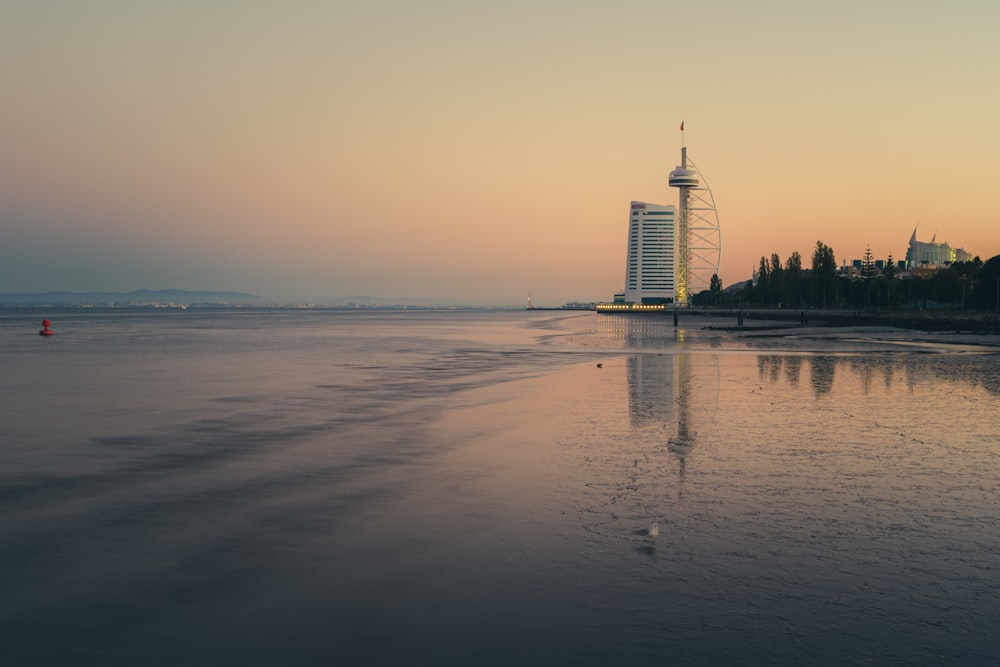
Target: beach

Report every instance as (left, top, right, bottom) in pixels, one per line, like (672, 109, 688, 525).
(2, 309, 999, 665)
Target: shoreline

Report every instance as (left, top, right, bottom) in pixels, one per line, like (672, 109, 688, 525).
(585, 311, 1000, 353)
(694, 307, 1000, 332)
(673, 309, 1000, 350)
(736, 324, 1000, 351)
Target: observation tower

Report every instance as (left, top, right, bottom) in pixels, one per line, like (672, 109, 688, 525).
(668, 123, 721, 306)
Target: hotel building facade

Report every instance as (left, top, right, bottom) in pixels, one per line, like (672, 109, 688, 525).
(624, 201, 677, 305)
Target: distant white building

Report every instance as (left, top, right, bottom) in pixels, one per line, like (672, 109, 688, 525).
(624, 201, 677, 305)
(905, 228, 970, 267)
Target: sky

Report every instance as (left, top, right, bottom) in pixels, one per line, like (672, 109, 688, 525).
(2, 1, 998, 305)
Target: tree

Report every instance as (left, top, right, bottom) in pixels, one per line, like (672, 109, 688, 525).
(884, 252, 897, 280)
(710, 273, 723, 293)
(861, 244, 877, 279)
(976, 255, 1000, 311)
(769, 253, 785, 305)
(756, 256, 771, 305)
(785, 251, 803, 307)
(811, 241, 838, 307)
(948, 257, 983, 310)
(934, 265, 963, 306)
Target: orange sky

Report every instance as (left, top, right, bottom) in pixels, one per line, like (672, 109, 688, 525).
(2, 1, 998, 304)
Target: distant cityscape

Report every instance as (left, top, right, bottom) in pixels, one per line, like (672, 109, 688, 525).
(0, 289, 534, 310)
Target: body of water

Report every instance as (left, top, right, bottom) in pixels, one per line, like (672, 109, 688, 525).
(2, 309, 999, 665)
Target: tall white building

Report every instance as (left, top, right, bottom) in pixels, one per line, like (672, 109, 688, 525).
(600, 127, 720, 313)
(624, 201, 677, 305)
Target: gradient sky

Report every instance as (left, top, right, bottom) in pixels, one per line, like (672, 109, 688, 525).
(3, 1, 998, 305)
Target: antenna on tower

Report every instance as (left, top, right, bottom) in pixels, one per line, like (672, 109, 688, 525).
(680, 119, 685, 148)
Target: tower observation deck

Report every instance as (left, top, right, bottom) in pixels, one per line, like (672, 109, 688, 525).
(667, 127, 721, 306)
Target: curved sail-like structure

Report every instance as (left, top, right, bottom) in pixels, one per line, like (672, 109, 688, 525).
(682, 156, 722, 301)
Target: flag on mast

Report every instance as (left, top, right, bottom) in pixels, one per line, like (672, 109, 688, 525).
(680, 120, 684, 131)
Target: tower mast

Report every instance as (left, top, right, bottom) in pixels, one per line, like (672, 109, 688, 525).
(667, 121, 722, 307)
(669, 121, 697, 306)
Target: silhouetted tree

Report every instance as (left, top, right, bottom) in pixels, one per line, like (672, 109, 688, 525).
(934, 265, 963, 306)
(710, 273, 723, 293)
(769, 254, 785, 305)
(755, 256, 771, 305)
(884, 252, 897, 279)
(861, 244, 877, 279)
(784, 251, 803, 307)
(975, 255, 1000, 311)
(811, 241, 838, 307)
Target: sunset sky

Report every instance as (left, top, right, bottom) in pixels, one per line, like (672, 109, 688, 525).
(3, 1, 998, 305)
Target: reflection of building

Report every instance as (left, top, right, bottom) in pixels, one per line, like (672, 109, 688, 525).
(624, 349, 716, 504)
(627, 354, 675, 425)
(906, 228, 970, 267)
(624, 202, 677, 305)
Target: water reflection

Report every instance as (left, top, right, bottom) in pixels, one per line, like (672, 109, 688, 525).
(595, 313, 1000, 399)
(625, 355, 674, 424)
(585, 318, 728, 557)
(757, 353, 805, 389)
(757, 352, 1000, 397)
(577, 315, 1000, 661)
(591, 314, 1000, 564)
(624, 349, 721, 512)
(595, 314, 685, 349)
(668, 354, 695, 508)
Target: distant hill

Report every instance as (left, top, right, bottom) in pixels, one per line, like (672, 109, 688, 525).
(326, 295, 475, 307)
(0, 289, 265, 306)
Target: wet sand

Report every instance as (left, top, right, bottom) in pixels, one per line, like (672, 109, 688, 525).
(4, 310, 998, 665)
(402, 339, 1000, 665)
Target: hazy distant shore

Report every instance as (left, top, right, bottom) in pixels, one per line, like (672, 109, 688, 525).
(0, 289, 264, 307)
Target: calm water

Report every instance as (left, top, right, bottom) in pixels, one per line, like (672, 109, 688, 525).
(2, 309, 999, 665)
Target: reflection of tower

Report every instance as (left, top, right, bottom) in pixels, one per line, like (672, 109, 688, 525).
(673, 354, 692, 446)
(668, 123, 721, 306)
(668, 354, 694, 501)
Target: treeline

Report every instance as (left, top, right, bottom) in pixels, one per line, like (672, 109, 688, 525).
(697, 241, 1000, 311)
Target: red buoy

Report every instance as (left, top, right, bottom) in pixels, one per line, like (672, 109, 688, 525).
(39, 319, 54, 336)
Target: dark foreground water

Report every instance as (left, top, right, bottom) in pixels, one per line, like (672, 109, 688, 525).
(2, 309, 999, 665)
